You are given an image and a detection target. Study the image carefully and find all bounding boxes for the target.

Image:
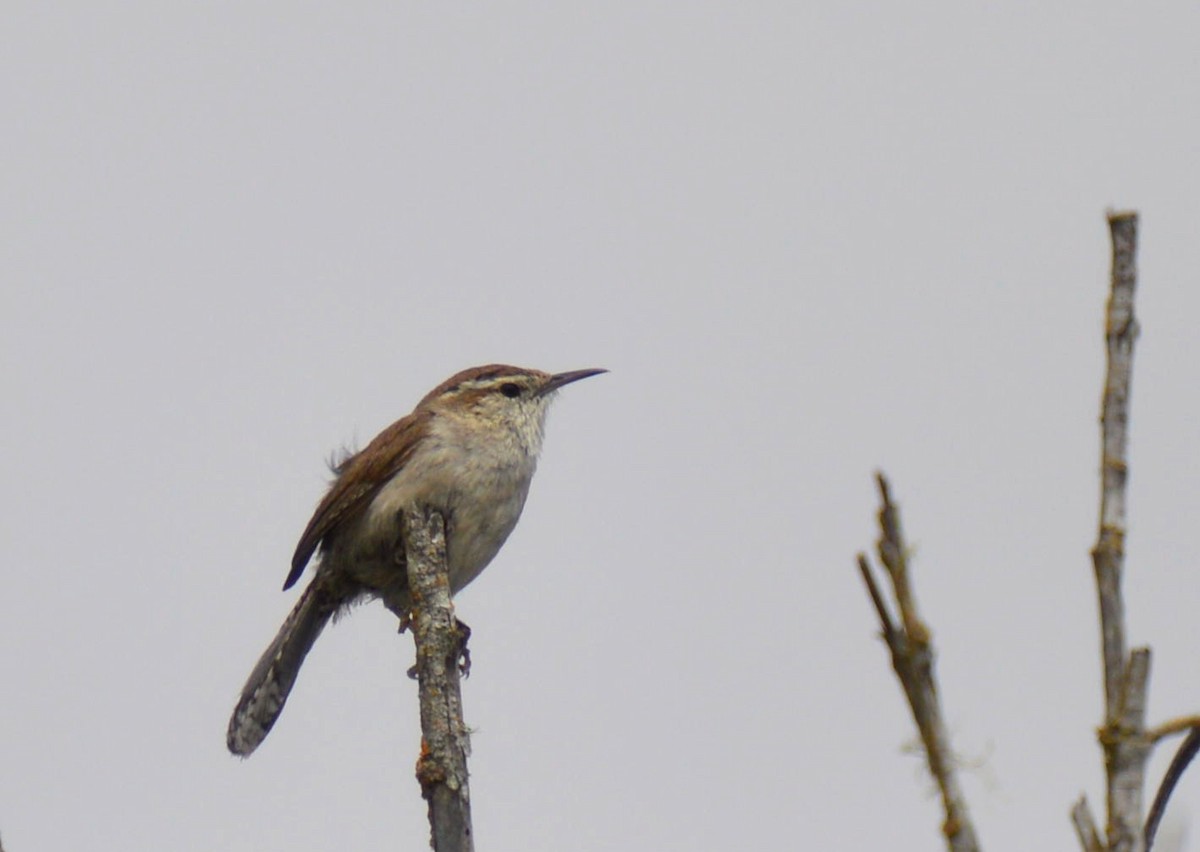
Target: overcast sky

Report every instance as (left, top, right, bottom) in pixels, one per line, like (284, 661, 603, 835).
(4, 4, 1200, 851)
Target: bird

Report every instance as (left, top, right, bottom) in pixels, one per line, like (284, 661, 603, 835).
(227, 364, 606, 756)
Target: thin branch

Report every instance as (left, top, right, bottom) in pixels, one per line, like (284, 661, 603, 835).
(1087, 210, 1150, 852)
(1093, 209, 1139, 719)
(857, 473, 981, 852)
(1144, 727, 1200, 852)
(1105, 649, 1152, 852)
(874, 475, 928, 644)
(1073, 797, 1105, 852)
(857, 553, 897, 639)
(403, 506, 474, 852)
(1147, 716, 1200, 744)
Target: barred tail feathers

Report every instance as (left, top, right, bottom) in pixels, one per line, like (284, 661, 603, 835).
(227, 581, 336, 756)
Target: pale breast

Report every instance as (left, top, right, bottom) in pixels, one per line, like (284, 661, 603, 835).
(360, 419, 539, 594)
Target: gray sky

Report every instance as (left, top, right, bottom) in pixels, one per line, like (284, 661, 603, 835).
(4, 4, 1200, 850)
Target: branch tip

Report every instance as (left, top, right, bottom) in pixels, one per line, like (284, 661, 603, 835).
(855, 475, 980, 852)
(857, 554, 897, 638)
(1071, 796, 1104, 852)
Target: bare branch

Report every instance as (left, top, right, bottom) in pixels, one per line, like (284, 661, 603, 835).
(1086, 210, 1150, 852)
(857, 553, 897, 639)
(874, 474, 928, 644)
(857, 473, 981, 852)
(1073, 797, 1105, 852)
(1144, 727, 1200, 852)
(1093, 210, 1139, 718)
(403, 506, 475, 852)
(1104, 649, 1152, 852)
(1147, 716, 1200, 744)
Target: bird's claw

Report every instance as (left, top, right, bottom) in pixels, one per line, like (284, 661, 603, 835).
(404, 618, 472, 679)
(455, 618, 472, 678)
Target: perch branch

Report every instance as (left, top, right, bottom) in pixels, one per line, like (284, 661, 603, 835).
(403, 506, 475, 852)
(1092, 210, 1140, 720)
(1083, 210, 1151, 852)
(857, 473, 981, 852)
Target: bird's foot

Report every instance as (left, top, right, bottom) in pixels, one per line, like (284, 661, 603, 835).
(455, 618, 472, 678)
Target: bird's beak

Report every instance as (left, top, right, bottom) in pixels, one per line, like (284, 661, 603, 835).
(536, 368, 608, 397)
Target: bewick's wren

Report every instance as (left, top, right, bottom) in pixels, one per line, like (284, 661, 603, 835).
(227, 364, 606, 756)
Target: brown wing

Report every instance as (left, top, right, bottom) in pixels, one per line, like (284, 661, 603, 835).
(282, 408, 433, 590)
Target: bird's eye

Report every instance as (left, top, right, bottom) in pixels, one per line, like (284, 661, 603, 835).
(499, 382, 522, 398)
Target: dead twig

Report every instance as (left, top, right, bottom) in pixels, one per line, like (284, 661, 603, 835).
(1073, 797, 1106, 852)
(1144, 726, 1200, 851)
(857, 473, 981, 852)
(1079, 210, 1151, 852)
(1146, 716, 1200, 744)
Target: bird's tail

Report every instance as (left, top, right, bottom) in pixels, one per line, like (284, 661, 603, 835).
(227, 580, 337, 756)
